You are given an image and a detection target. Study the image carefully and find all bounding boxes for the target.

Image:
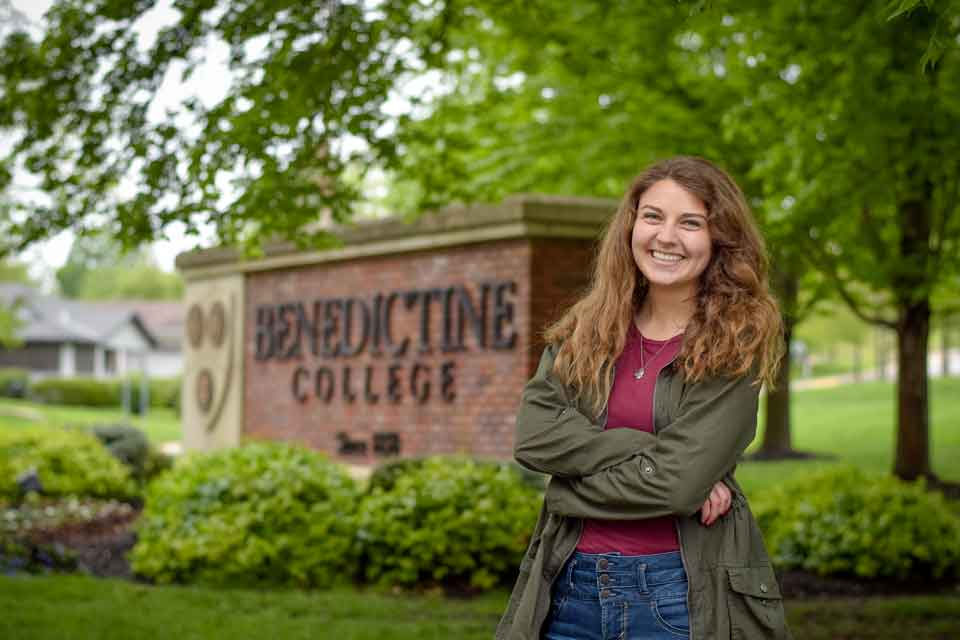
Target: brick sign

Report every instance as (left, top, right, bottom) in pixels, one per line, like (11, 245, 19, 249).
(253, 281, 518, 406)
(178, 196, 611, 463)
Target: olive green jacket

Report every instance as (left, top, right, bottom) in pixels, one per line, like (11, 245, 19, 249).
(496, 344, 792, 640)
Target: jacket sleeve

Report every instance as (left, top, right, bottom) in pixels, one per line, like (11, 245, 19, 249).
(513, 343, 658, 478)
(544, 370, 760, 519)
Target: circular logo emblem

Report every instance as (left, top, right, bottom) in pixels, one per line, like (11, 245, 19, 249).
(187, 304, 203, 349)
(208, 301, 226, 348)
(196, 369, 214, 413)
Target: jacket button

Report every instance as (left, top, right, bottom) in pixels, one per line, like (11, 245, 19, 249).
(760, 583, 768, 593)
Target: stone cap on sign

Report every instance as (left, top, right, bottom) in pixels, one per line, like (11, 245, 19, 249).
(175, 194, 618, 280)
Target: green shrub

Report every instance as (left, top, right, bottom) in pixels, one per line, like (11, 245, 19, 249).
(25, 376, 180, 412)
(367, 457, 428, 493)
(156, 376, 181, 410)
(87, 423, 171, 485)
(142, 447, 174, 482)
(0, 368, 29, 398)
(131, 442, 360, 588)
(125, 376, 181, 413)
(357, 456, 541, 590)
(368, 457, 546, 494)
(0, 427, 137, 501)
(28, 377, 117, 407)
(753, 467, 960, 580)
(92, 423, 148, 463)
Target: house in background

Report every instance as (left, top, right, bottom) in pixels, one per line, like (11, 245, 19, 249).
(0, 283, 184, 380)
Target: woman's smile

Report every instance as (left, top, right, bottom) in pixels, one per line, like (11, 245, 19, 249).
(650, 249, 685, 264)
(632, 179, 712, 293)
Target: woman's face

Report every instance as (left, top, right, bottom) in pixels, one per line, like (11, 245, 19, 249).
(631, 179, 712, 295)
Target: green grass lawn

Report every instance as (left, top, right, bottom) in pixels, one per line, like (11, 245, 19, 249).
(737, 376, 960, 497)
(0, 397, 181, 444)
(1, 574, 958, 640)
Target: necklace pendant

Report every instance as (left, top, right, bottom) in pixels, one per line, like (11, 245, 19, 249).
(633, 367, 645, 380)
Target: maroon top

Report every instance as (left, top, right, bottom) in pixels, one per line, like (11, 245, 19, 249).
(576, 322, 683, 555)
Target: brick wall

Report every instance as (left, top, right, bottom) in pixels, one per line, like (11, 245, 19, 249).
(244, 236, 597, 464)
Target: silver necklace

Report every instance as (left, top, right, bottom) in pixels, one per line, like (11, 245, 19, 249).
(634, 334, 673, 380)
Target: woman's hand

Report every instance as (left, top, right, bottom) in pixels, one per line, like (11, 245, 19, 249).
(699, 481, 732, 526)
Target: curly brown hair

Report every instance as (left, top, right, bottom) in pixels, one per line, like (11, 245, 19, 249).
(543, 156, 784, 418)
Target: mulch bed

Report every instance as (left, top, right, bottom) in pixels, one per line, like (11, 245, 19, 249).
(779, 569, 960, 599)
(23, 505, 142, 580)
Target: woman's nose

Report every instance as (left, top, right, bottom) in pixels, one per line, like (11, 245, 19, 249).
(656, 221, 679, 244)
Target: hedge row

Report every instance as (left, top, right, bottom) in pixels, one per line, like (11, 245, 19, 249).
(130, 445, 541, 591)
(0, 369, 180, 413)
(753, 467, 960, 580)
(130, 448, 960, 591)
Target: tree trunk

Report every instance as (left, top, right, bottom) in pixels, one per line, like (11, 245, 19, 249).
(760, 268, 797, 456)
(762, 319, 794, 454)
(892, 176, 935, 482)
(894, 299, 932, 480)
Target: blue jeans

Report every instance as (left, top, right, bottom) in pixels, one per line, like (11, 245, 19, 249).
(542, 550, 691, 640)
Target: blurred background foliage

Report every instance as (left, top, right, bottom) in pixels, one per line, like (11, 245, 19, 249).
(0, 0, 957, 481)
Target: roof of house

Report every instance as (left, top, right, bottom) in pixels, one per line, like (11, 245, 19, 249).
(83, 300, 184, 350)
(0, 284, 183, 350)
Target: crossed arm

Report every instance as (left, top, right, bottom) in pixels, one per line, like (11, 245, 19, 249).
(513, 344, 758, 521)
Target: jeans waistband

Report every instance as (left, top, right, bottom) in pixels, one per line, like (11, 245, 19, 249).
(560, 550, 686, 593)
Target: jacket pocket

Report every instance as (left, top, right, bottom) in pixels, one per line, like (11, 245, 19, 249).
(725, 566, 790, 640)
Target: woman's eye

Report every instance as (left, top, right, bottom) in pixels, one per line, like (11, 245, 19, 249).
(642, 212, 661, 221)
(682, 220, 703, 229)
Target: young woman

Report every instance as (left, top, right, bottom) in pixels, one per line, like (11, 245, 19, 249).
(497, 157, 791, 639)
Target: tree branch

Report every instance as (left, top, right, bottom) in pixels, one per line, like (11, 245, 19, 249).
(795, 276, 832, 322)
(801, 233, 898, 330)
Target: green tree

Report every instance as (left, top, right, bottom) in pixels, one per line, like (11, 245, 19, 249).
(55, 233, 120, 298)
(389, 2, 960, 478)
(76, 260, 183, 300)
(0, 0, 453, 253)
(388, 1, 828, 459)
(710, 1, 960, 480)
(0, 256, 33, 347)
(56, 234, 182, 300)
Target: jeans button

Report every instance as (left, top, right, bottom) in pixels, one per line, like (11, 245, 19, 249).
(600, 574, 610, 585)
(598, 558, 609, 570)
(601, 589, 611, 598)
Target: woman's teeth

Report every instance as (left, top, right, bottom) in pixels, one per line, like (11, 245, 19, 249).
(651, 250, 683, 262)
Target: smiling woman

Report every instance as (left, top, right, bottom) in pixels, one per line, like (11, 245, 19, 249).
(497, 156, 789, 640)
(632, 180, 713, 307)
